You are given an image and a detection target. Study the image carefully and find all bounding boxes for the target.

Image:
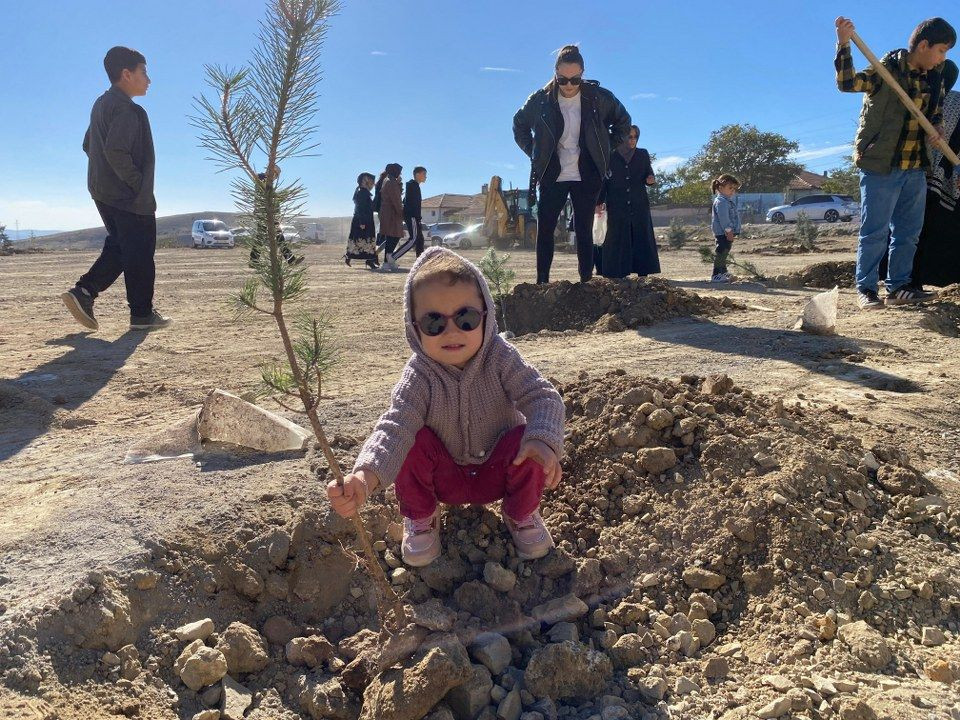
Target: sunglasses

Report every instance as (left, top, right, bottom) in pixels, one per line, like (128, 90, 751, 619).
(555, 75, 583, 86)
(414, 307, 486, 337)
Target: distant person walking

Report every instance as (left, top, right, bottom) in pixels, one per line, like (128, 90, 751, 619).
(61, 46, 170, 331)
(345, 172, 379, 270)
(709, 174, 741, 283)
(379, 163, 406, 272)
(404, 166, 427, 258)
(513, 44, 631, 283)
(597, 125, 660, 279)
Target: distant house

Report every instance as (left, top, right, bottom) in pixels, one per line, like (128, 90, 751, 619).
(421, 193, 475, 223)
(785, 170, 830, 202)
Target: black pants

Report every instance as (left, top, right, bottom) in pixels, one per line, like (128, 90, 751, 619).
(713, 234, 732, 274)
(77, 200, 156, 317)
(382, 236, 400, 256)
(536, 179, 601, 283)
(405, 217, 425, 257)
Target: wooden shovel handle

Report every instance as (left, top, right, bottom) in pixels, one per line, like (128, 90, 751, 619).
(850, 31, 960, 166)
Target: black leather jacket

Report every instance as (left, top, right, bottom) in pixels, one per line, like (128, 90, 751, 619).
(513, 80, 631, 184)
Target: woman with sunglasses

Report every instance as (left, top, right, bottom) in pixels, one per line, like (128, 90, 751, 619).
(326, 247, 566, 567)
(596, 124, 660, 279)
(513, 44, 632, 283)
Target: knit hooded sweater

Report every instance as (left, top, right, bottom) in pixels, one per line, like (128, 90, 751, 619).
(352, 246, 566, 488)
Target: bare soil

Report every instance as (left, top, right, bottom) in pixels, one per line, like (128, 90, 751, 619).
(0, 230, 958, 719)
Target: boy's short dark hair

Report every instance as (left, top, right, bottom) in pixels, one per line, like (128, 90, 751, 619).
(413, 166, 427, 176)
(104, 46, 146, 83)
(357, 172, 375, 186)
(909, 17, 956, 52)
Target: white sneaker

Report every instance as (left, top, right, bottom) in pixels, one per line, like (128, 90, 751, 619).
(710, 272, 731, 284)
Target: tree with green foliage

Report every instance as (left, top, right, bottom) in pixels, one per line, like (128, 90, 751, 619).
(794, 211, 819, 250)
(191, 0, 404, 631)
(668, 180, 713, 209)
(821, 160, 861, 201)
(681, 124, 803, 192)
(666, 217, 691, 249)
(0, 224, 11, 254)
(479, 248, 516, 336)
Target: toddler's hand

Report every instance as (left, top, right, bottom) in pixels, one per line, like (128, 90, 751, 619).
(327, 470, 376, 518)
(513, 439, 562, 490)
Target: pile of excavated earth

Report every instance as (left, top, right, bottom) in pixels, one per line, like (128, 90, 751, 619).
(1, 371, 958, 720)
(500, 278, 738, 336)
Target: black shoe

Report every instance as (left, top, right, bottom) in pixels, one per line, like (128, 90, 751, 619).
(60, 287, 98, 330)
(857, 289, 884, 311)
(343, 254, 351, 267)
(130, 310, 172, 330)
(366, 259, 380, 270)
(290, 255, 305, 266)
(885, 285, 935, 306)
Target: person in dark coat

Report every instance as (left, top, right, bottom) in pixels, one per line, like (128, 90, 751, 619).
(379, 163, 406, 272)
(596, 125, 659, 278)
(345, 172, 379, 269)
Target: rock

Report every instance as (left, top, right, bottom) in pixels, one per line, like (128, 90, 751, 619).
(131, 570, 159, 590)
(637, 447, 677, 474)
(299, 676, 357, 720)
(484, 563, 517, 593)
(645, 409, 674, 431)
(608, 602, 647, 625)
(201, 685, 222, 707)
(420, 554, 470, 594)
(180, 647, 228, 691)
(360, 636, 473, 720)
(102, 651, 121, 666)
(637, 676, 667, 702)
(837, 621, 892, 670)
(761, 675, 793, 692)
(523, 642, 613, 700)
(704, 657, 729, 679)
(531, 594, 589, 625)
(702, 373, 733, 395)
(444, 663, 492, 720)
(667, 630, 699, 657)
(547, 623, 579, 643)
(682, 567, 726, 591)
(215, 622, 269, 675)
(192, 711, 220, 720)
(263, 616, 299, 646)
(176, 619, 215, 642)
(533, 549, 576, 579)
(757, 696, 792, 718)
(175, 640, 204, 676)
(286, 635, 335, 668)
(844, 490, 867, 511)
(621, 496, 644, 516)
(411, 598, 458, 632)
(338, 629, 378, 661)
(470, 633, 511, 675)
(220, 675, 252, 720)
(925, 659, 954, 683)
(498, 687, 522, 720)
(921, 627, 945, 646)
(571, 558, 602, 597)
(875, 465, 922, 495)
(674, 676, 699, 695)
(691, 619, 716, 647)
(861, 451, 880, 471)
(609, 634, 645, 669)
(227, 562, 264, 600)
(454, 581, 503, 622)
(837, 699, 877, 720)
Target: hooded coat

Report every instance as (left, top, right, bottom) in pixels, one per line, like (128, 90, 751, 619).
(379, 176, 405, 238)
(352, 247, 566, 487)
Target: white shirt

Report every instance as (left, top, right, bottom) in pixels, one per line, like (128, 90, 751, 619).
(557, 92, 582, 182)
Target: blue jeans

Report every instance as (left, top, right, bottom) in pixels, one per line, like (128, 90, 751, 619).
(856, 168, 926, 292)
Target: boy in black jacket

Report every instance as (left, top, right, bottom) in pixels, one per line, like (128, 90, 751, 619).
(403, 166, 427, 258)
(61, 46, 171, 331)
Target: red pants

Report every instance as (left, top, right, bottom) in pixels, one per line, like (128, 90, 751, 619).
(395, 425, 545, 522)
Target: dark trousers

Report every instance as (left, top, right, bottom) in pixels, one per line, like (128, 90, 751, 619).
(536, 179, 601, 283)
(382, 236, 400, 256)
(713, 234, 733, 274)
(405, 217, 425, 257)
(77, 200, 156, 317)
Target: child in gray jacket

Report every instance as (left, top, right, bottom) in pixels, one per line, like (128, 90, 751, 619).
(327, 247, 566, 567)
(710, 174, 741, 283)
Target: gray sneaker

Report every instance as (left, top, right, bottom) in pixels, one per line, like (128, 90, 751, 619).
(130, 310, 172, 330)
(60, 287, 98, 330)
(885, 286, 935, 305)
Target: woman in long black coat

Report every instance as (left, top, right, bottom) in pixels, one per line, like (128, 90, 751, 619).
(597, 125, 660, 278)
(345, 172, 379, 269)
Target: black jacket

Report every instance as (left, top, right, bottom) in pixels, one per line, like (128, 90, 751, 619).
(513, 80, 631, 185)
(350, 187, 375, 240)
(403, 179, 422, 219)
(83, 86, 156, 215)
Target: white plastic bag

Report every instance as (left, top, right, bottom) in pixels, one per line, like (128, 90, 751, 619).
(593, 210, 607, 245)
(795, 286, 839, 335)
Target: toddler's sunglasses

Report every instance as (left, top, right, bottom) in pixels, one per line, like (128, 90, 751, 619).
(555, 75, 583, 86)
(414, 307, 486, 336)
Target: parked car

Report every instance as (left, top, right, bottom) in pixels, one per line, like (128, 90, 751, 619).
(426, 222, 466, 246)
(279, 224, 302, 243)
(443, 222, 484, 250)
(766, 194, 859, 224)
(192, 219, 234, 248)
(230, 227, 250, 243)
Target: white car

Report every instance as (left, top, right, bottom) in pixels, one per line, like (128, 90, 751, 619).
(279, 225, 302, 243)
(427, 222, 466, 247)
(443, 222, 483, 250)
(192, 219, 235, 248)
(766, 194, 859, 224)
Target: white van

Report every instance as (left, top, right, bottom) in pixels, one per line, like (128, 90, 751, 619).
(192, 219, 235, 249)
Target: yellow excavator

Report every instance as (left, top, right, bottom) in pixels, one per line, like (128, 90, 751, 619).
(482, 176, 538, 250)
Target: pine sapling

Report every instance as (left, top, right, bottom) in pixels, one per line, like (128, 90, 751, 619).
(698, 246, 766, 281)
(479, 247, 517, 337)
(191, 0, 405, 631)
(794, 211, 819, 251)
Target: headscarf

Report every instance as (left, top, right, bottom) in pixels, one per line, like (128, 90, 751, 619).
(617, 124, 640, 164)
(930, 60, 960, 210)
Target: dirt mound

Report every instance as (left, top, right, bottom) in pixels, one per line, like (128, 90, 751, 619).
(2, 373, 959, 719)
(767, 261, 856, 290)
(900, 284, 960, 338)
(500, 277, 737, 336)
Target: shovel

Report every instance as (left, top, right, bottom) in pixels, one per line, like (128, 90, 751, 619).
(850, 30, 960, 166)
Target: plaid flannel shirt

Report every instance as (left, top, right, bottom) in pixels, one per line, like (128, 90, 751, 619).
(835, 43, 944, 170)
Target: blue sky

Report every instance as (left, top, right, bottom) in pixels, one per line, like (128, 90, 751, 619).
(2, 0, 958, 231)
